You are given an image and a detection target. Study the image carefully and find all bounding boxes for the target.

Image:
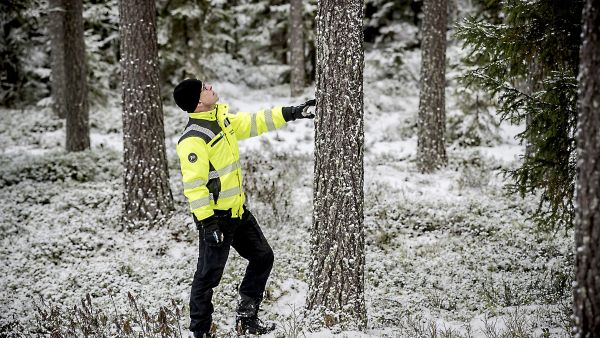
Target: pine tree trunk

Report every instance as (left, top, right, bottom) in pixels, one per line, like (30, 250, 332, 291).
(63, 0, 89, 152)
(48, 0, 67, 119)
(525, 52, 543, 158)
(119, 0, 174, 225)
(417, 0, 447, 173)
(574, 0, 600, 336)
(308, 0, 366, 329)
(289, 0, 305, 96)
(447, 0, 459, 24)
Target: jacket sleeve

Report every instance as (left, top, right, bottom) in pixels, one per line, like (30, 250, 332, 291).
(228, 106, 288, 140)
(176, 137, 214, 221)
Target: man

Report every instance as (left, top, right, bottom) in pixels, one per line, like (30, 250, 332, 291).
(172, 79, 315, 337)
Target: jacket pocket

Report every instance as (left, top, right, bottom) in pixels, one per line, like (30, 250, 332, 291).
(209, 132, 225, 147)
(207, 162, 221, 204)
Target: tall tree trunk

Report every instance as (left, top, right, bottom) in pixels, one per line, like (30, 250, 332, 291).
(308, 0, 366, 329)
(447, 0, 459, 24)
(574, 0, 600, 336)
(119, 0, 174, 225)
(63, 0, 90, 152)
(417, 0, 447, 173)
(48, 0, 67, 119)
(525, 52, 543, 158)
(289, 0, 305, 96)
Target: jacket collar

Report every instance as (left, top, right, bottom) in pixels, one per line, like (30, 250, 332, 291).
(187, 104, 228, 121)
(188, 107, 217, 121)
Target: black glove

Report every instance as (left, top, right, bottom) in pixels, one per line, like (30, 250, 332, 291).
(284, 99, 316, 121)
(200, 216, 224, 246)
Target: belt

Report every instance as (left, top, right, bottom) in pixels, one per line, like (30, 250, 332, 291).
(214, 204, 249, 219)
(213, 209, 233, 218)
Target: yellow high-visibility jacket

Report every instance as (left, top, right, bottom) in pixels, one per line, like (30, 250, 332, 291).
(176, 103, 288, 220)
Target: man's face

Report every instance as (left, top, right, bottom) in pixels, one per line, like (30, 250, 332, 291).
(199, 83, 218, 107)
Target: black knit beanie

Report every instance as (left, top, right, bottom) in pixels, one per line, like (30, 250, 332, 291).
(173, 79, 203, 112)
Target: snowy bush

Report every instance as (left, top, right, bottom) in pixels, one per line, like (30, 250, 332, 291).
(0, 149, 121, 187)
(200, 53, 290, 90)
(0, 108, 63, 147)
(31, 292, 185, 338)
(456, 152, 493, 190)
(447, 86, 501, 148)
(83, 0, 120, 107)
(361, 154, 573, 336)
(0, 1, 49, 108)
(240, 147, 310, 228)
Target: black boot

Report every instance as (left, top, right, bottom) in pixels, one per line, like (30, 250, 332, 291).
(193, 322, 217, 338)
(236, 315, 275, 335)
(235, 295, 275, 335)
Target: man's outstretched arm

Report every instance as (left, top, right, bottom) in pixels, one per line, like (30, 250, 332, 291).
(229, 99, 315, 140)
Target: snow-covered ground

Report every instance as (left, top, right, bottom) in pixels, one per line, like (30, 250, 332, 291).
(0, 49, 573, 337)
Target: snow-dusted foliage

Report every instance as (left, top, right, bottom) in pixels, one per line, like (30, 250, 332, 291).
(156, 0, 318, 91)
(0, 0, 49, 108)
(0, 82, 574, 336)
(0, 0, 581, 337)
(455, 0, 583, 230)
(448, 86, 501, 148)
(83, 0, 120, 105)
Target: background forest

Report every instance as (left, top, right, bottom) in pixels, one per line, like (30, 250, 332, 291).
(0, 0, 594, 337)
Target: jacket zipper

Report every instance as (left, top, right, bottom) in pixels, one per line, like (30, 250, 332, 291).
(218, 106, 243, 199)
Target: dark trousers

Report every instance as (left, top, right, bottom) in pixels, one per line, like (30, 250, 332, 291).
(189, 208, 274, 332)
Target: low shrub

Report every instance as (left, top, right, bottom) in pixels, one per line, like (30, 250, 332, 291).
(32, 292, 185, 338)
(0, 149, 121, 187)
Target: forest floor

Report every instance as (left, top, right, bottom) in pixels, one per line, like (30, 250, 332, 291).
(0, 49, 574, 337)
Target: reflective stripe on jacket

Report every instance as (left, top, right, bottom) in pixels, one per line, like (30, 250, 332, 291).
(176, 103, 287, 220)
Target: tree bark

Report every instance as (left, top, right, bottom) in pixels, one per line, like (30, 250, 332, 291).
(417, 0, 447, 173)
(63, 0, 90, 152)
(574, 0, 600, 336)
(525, 52, 543, 158)
(119, 0, 174, 225)
(49, 0, 90, 150)
(289, 0, 305, 96)
(308, 0, 366, 329)
(48, 0, 67, 119)
(447, 0, 459, 24)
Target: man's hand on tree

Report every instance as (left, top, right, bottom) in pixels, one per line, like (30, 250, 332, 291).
(291, 99, 316, 120)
